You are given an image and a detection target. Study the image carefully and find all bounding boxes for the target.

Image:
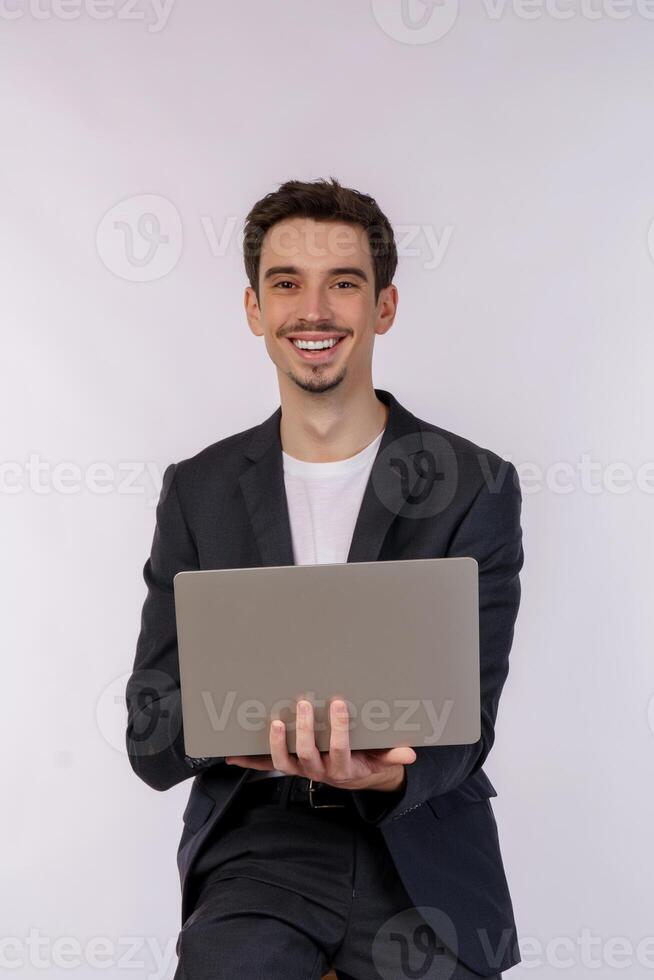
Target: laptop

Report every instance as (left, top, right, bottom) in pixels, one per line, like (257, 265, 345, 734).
(173, 557, 480, 758)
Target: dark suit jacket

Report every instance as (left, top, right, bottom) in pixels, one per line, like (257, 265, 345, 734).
(126, 387, 524, 976)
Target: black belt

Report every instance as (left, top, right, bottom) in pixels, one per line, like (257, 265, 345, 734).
(239, 775, 352, 810)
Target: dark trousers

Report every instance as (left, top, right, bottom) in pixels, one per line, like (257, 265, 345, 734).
(174, 777, 502, 980)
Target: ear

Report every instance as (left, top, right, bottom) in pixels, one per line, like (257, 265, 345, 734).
(374, 283, 398, 337)
(244, 285, 264, 337)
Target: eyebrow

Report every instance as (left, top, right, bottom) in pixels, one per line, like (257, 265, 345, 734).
(262, 265, 369, 283)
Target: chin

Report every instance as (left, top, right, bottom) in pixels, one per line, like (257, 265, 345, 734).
(289, 368, 347, 394)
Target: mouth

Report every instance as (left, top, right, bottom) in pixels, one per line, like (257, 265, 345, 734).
(284, 333, 347, 364)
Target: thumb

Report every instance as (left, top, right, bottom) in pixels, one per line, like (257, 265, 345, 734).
(383, 746, 417, 766)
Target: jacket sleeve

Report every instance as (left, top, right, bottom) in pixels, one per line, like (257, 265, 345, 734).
(352, 459, 524, 826)
(125, 462, 223, 791)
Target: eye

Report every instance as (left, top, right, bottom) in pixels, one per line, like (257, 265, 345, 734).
(334, 281, 357, 289)
(273, 280, 297, 289)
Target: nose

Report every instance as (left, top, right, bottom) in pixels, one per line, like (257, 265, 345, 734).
(296, 284, 332, 327)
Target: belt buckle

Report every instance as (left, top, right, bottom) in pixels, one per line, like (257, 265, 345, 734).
(308, 778, 347, 809)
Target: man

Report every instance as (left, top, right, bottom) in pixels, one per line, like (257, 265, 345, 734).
(125, 177, 524, 979)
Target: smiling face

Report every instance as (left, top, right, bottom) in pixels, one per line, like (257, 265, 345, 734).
(244, 217, 397, 396)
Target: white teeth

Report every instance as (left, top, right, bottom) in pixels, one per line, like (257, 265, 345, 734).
(292, 338, 340, 350)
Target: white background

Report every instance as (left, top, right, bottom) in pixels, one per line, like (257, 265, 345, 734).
(1, 1, 653, 977)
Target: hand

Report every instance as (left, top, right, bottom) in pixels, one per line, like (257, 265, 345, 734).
(225, 698, 417, 792)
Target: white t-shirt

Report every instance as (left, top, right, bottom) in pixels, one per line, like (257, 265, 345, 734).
(248, 426, 385, 781)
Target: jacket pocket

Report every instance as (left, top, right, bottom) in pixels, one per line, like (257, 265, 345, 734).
(182, 785, 216, 833)
(427, 771, 497, 818)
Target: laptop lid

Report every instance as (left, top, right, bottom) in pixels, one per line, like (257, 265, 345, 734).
(173, 557, 480, 758)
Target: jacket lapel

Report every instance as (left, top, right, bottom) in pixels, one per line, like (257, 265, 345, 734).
(238, 388, 425, 568)
(238, 428, 295, 569)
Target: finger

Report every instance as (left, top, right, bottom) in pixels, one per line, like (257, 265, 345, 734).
(349, 747, 416, 773)
(294, 699, 323, 777)
(269, 718, 301, 775)
(328, 698, 351, 775)
(379, 747, 417, 766)
(225, 755, 275, 769)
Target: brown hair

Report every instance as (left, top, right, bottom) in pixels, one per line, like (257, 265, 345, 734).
(243, 176, 398, 304)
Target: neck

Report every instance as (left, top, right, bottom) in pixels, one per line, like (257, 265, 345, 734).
(278, 382, 389, 463)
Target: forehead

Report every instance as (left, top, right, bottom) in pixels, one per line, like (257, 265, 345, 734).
(260, 217, 372, 272)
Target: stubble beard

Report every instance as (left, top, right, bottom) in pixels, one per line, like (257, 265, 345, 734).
(287, 364, 348, 394)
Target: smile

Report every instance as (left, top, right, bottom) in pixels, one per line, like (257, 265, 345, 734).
(285, 335, 346, 362)
(292, 337, 340, 350)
